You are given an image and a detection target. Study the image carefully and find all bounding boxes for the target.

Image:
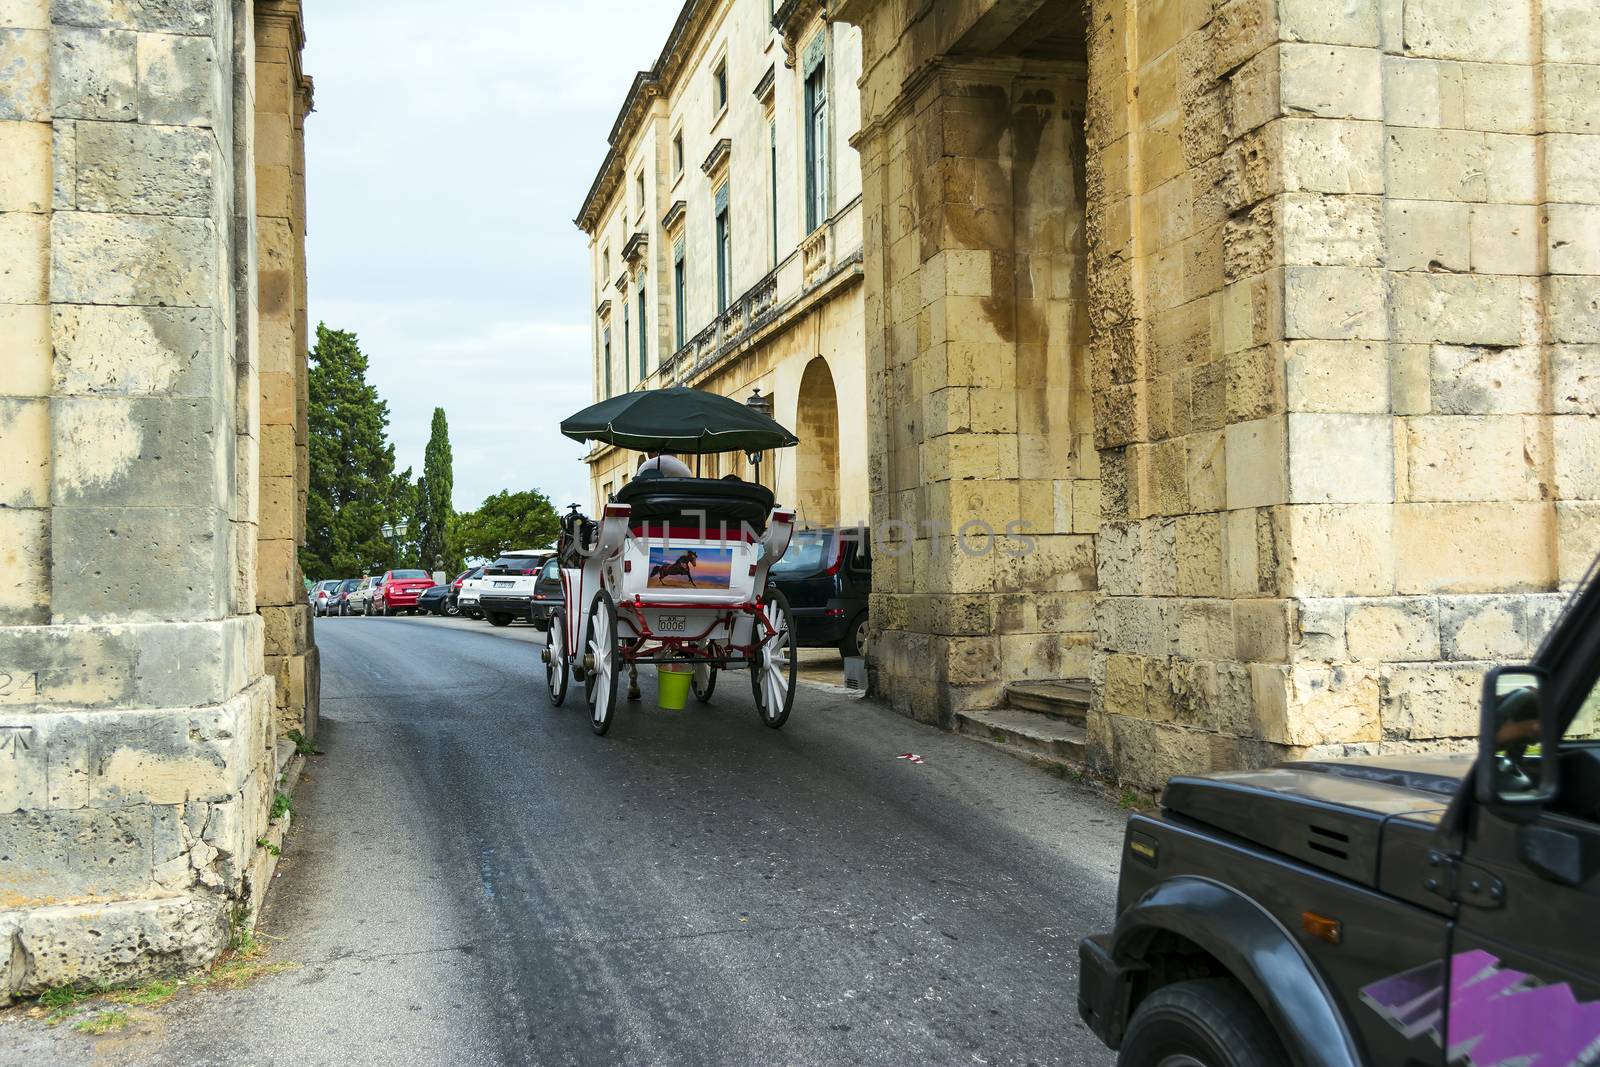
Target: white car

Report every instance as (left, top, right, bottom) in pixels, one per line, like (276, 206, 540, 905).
(475, 549, 553, 628)
(456, 566, 485, 619)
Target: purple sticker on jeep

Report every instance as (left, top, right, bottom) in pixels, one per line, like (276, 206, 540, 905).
(1361, 950, 1600, 1065)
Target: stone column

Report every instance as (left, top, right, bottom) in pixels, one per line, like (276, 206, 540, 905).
(255, 0, 316, 742)
(0, 0, 294, 997)
(1083, 0, 1600, 785)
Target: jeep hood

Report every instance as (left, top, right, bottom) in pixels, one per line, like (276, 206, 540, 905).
(1161, 754, 1472, 887)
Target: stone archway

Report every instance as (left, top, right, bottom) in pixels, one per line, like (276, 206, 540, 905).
(795, 357, 841, 528)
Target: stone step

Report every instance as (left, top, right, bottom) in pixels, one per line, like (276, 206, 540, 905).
(1004, 679, 1090, 724)
(955, 706, 1088, 773)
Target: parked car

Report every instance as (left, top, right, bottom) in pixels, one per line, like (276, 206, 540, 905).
(768, 528, 871, 657)
(310, 579, 342, 617)
(1077, 558, 1600, 1067)
(331, 578, 360, 616)
(528, 557, 563, 631)
(415, 583, 449, 616)
(478, 550, 553, 627)
(457, 566, 487, 620)
(371, 569, 434, 616)
(346, 576, 377, 615)
(447, 566, 482, 617)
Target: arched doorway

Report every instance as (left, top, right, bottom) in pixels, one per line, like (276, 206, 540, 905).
(795, 357, 840, 528)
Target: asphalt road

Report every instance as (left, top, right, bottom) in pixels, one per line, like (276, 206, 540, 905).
(2, 615, 1125, 1067)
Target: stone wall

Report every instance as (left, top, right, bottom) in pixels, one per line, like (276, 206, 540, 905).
(843, 1, 1097, 723)
(1082, 0, 1600, 785)
(0, 0, 312, 997)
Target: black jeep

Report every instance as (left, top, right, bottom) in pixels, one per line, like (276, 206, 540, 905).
(1079, 561, 1600, 1067)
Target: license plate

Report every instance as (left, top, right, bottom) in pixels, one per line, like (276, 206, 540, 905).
(494, 581, 513, 588)
(658, 614, 686, 632)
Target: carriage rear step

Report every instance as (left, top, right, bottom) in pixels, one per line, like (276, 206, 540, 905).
(955, 706, 1087, 770)
(1004, 679, 1090, 725)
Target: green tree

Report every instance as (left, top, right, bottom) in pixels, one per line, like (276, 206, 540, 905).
(302, 324, 398, 579)
(418, 408, 457, 575)
(448, 490, 561, 563)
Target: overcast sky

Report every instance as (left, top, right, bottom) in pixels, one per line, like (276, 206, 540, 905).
(303, 1, 682, 513)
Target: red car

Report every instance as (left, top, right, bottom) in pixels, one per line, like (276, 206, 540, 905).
(371, 569, 435, 616)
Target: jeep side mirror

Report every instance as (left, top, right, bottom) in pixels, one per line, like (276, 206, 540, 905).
(1476, 665, 1558, 809)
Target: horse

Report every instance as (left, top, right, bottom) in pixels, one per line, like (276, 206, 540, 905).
(650, 550, 698, 586)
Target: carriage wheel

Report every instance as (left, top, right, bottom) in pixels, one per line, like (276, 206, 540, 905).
(692, 660, 718, 703)
(545, 610, 569, 706)
(584, 590, 619, 735)
(749, 587, 796, 729)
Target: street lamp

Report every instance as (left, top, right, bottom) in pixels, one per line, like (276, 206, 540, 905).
(381, 519, 409, 565)
(745, 386, 773, 485)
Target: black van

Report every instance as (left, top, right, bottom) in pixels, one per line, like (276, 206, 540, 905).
(768, 527, 871, 657)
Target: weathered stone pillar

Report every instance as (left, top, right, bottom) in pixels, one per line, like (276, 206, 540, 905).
(0, 0, 306, 996)
(1083, 0, 1600, 785)
(847, 8, 1099, 724)
(254, 0, 316, 741)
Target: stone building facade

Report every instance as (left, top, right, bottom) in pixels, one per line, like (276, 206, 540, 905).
(577, 0, 869, 530)
(835, 0, 1600, 785)
(0, 0, 315, 996)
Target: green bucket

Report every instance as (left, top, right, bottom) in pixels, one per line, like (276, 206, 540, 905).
(656, 662, 693, 710)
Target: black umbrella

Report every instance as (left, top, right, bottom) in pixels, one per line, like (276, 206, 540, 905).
(560, 387, 799, 454)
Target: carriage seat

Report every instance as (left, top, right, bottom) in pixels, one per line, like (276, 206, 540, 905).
(614, 476, 775, 535)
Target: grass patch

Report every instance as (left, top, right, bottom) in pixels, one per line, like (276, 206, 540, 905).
(255, 835, 281, 857)
(72, 1010, 132, 1036)
(198, 956, 296, 990)
(104, 978, 177, 1008)
(284, 729, 321, 756)
(269, 791, 292, 822)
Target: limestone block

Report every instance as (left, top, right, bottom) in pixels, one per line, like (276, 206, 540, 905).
(1186, 430, 1226, 511)
(1274, 118, 1384, 195)
(1345, 597, 1439, 661)
(1391, 273, 1521, 346)
(1287, 413, 1393, 504)
(1543, 0, 1600, 63)
(51, 505, 226, 623)
(1390, 343, 1431, 415)
(6, 894, 228, 997)
(1281, 193, 1382, 267)
(52, 396, 219, 508)
(53, 0, 215, 33)
(1548, 205, 1600, 276)
(1545, 64, 1600, 134)
(1384, 200, 1467, 273)
(0, 27, 50, 121)
(1285, 340, 1386, 413)
(0, 804, 167, 903)
(1405, 415, 1541, 502)
(0, 120, 49, 211)
(1225, 415, 1287, 509)
(1554, 415, 1600, 500)
(1224, 46, 1278, 137)
(1104, 652, 1146, 717)
(1280, 0, 1379, 47)
(1254, 661, 1378, 745)
(1381, 57, 1462, 129)
(0, 1, 49, 30)
(1295, 597, 1348, 659)
(1403, 0, 1532, 63)
(1284, 266, 1386, 341)
(51, 304, 215, 397)
(1286, 503, 1395, 596)
(1395, 501, 1553, 593)
(1278, 45, 1381, 120)
(1553, 345, 1600, 414)
(136, 29, 216, 126)
(0, 305, 50, 397)
(74, 119, 216, 216)
(1557, 502, 1600, 584)
(1430, 345, 1541, 415)
(1175, 513, 1225, 596)
(1235, 597, 1290, 661)
(0, 396, 48, 507)
(0, 507, 47, 625)
(1460, 61, 1537, 135)
(1548, 276, 1600, 344)
(1385, 127, 1484, 201)
(51, 212, 217, 307)
(50, 26, 136, 121)
(1380, 662, 1482, 740)
(1483, 134, 1538, 204)
(0, 211, 47, 303)
(1546, 134, 1600, 204)
(1438, 595, 1528, 660)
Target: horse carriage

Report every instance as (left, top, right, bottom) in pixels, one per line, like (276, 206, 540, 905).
(543, 388, 802, 735)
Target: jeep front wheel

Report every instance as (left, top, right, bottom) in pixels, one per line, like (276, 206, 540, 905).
(1118, 979, 1287, 1067)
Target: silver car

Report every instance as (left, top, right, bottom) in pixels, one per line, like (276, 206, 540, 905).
(346, 576, 378, 616)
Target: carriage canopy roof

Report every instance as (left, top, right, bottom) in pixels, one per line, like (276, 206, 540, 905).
(560, 387, 800, 454)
